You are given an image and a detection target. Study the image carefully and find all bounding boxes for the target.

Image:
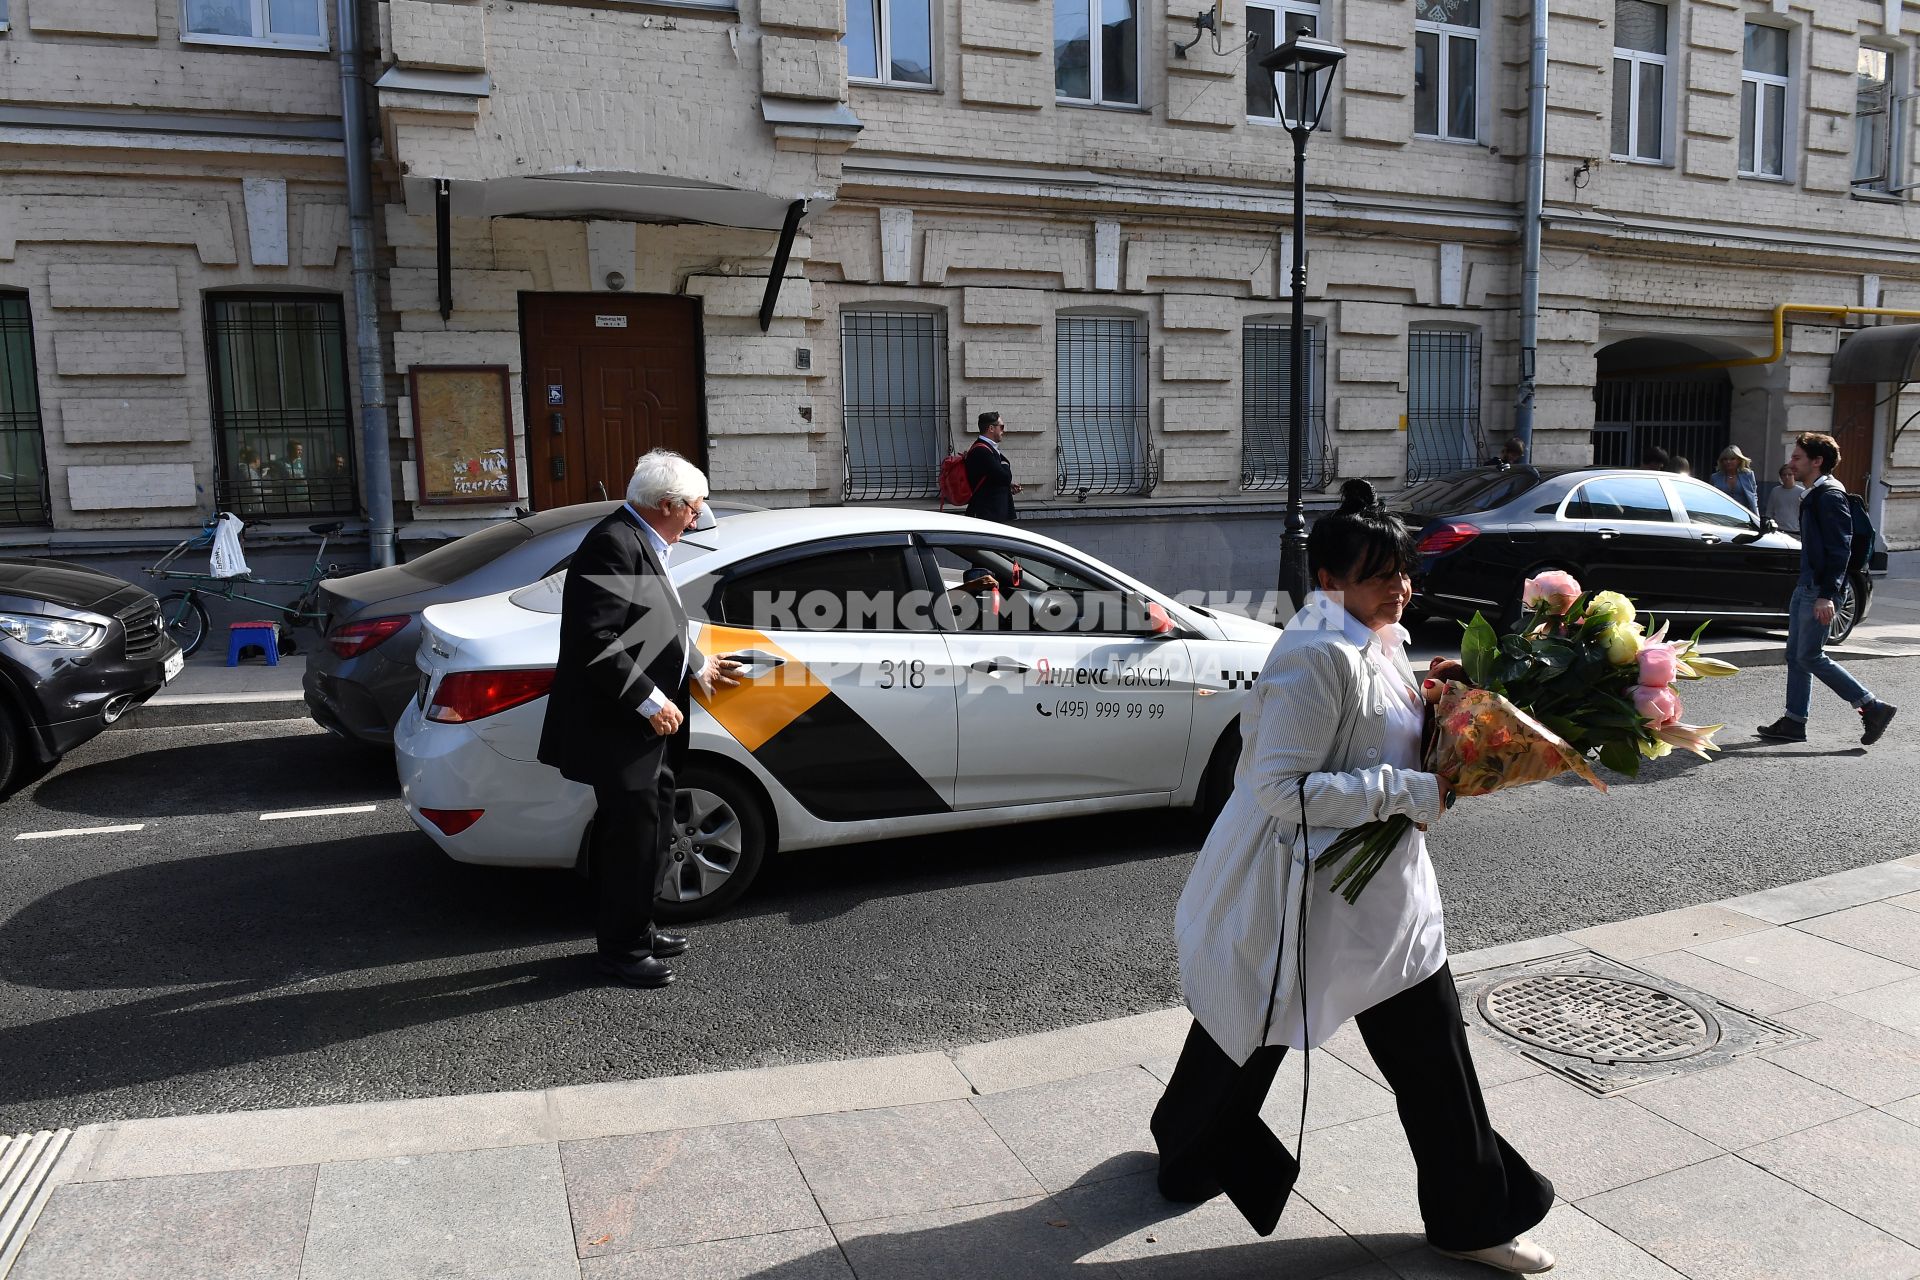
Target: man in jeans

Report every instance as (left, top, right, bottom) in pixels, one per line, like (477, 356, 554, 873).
(1758, 432, 1897, 746)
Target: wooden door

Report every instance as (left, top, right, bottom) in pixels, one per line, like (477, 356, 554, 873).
(521, 294, 704, 510)
(1829, 383, 1876, 497)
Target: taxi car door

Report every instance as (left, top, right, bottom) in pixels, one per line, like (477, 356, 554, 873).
(923, 539, 1195, 809)
(693, 535, 957, 821)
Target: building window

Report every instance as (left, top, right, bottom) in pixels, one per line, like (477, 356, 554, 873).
(1241, 322, 1327, 491)
(1611, 1, 1668, 162)
(1741, 23, 1790, 178)
(1406, 327, 1481, 483)
(0, 294, 50, 527)
(0, 1, 10, 32)
(206, 295, 356, 517)
(840, 310, 948, 502)
(1414, 0, 1479, 142)
(1855, 45, 1905, 194)
(846, 0, 934, 86)
(1056, 315, 1152, 496)
(1247, 0, 1318, 121)
(182, 0, 327, 50)
(1055, 0, 1139, 107)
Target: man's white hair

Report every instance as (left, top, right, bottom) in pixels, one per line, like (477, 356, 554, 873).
(626, 449, 709, 509)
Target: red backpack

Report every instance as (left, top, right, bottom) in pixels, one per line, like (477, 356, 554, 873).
(938, 449, 975, 509)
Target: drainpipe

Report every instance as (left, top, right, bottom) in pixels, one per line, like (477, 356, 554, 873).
(338, 0, 396, 567)
(1515, 0, 1548, 458)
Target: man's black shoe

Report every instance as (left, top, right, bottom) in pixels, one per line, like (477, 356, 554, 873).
(1756, 717, 1807, 743)
(650, 929, 689, 959)
(596, 955, 675, 988)
(1862, 701, 1898, 746)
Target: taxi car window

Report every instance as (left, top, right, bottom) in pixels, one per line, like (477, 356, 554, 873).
(715, 545, 917, 632)
(1566, 476, 1673, 523)
(928, 544, 1157, 635)
(1675, 481, 1759, 533)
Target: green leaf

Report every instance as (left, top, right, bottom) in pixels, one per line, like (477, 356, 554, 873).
(1598, 738, 1642, 776)
(1461, 613, 1499, 687)
(1689, 618, 1710, 645)
(1529, 637, 1578, 673)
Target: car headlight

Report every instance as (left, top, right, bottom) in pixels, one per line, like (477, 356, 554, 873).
(0, 613, 107, 649)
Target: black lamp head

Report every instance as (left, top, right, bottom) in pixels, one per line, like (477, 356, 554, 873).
(1258, 33, 1347, 132)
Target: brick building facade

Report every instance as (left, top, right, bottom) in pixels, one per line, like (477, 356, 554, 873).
(4, 0, 1920, 584)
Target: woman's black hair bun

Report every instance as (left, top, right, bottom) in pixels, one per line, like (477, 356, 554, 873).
(1337, 478, 1379, 516)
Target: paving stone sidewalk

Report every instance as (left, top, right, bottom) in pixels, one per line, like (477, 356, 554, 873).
(5, 855, 1920, 1280)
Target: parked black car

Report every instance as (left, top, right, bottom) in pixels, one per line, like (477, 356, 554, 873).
(306, 500, 749, 747)
(0, 559, 182, 795)
(1393, 466, 1872, 643)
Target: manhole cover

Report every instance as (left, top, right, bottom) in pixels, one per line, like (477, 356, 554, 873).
(1478, 974, 1720, 1063)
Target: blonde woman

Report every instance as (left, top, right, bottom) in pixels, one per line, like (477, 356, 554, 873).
(1710, 446, 1758, 514)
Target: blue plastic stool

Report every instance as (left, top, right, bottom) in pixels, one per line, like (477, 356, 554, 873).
(227, 620, 280, 667)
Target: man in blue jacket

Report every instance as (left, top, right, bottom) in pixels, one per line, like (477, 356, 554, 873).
(1758, 433, 1896, 745)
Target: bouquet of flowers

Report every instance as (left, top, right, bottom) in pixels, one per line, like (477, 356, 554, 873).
(1316, 570, 1738, 904)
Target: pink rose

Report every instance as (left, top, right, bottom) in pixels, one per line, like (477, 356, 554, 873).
(1522, 570, 1582, 615)
(1632, 685, 1681, 729)
(1638, 642, 1679, 688)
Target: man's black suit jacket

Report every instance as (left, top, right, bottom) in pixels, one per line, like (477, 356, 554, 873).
(963, 437, 1017, 523)
(537, 507, 703, 789)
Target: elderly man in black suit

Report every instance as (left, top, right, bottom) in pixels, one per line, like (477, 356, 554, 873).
(964, 411, 1022, 523)
(538, 450, 740, 988)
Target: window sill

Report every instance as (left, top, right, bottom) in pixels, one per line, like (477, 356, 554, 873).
(1056, 99, 1150, 115)
(850, 77, 940, 94)
(1413, 133, 1484, 147)
(1737, 172, 1792, 184)
(591, 0, 738, 12)
(1609, 154, 1671, 167)
(1851, 188, 1907, 204)
(181, 32, 330, 53)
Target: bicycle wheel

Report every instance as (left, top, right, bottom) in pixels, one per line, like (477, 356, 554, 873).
(159, 592, 210, 657)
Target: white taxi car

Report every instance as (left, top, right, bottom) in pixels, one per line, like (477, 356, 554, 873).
(396, 508, 1280, 919)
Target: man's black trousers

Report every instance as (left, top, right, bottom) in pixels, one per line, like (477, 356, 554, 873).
(589, 757, 674, 962)
(1150, 962, 1553, 1252)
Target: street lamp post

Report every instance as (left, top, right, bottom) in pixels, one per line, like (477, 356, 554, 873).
(1259, 33, 1347, 613)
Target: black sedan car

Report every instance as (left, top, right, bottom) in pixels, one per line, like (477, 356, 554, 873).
(1393, 466, 1872, 643)
(0, 559, 182, 795)
(306, 499, 746, 747)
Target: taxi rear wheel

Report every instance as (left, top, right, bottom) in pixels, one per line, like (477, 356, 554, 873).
(1193, 726, 1241, 826)
(654, 764, 769, 923)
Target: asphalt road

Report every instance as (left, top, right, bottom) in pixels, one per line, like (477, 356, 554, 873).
(3, 657, 1919, 1133)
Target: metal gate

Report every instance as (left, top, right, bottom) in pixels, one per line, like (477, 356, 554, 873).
(1592, 377, 1731, 471)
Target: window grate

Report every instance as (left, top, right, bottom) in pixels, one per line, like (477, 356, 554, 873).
(1407, 328, 1483, 483)
(1242, 325, 1327, 491)
(207, 295, 357, 518)
(1056, 317, 1153, 497)
(841, 310, 948, 502)
(0, 294, 51, 528)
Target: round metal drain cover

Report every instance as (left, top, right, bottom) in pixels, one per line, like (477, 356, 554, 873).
(1478, 974, 1721, 1063)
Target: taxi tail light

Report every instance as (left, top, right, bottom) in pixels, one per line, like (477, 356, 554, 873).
(329, 615, 410, 658)
(421, 807, 484, 836)
(426, 668, 555, 723)
(1416, 523, 1480, 556)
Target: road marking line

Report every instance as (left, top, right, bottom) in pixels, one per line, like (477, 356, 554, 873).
(14, 824, 147, 841)
(259, 804, 380, 822)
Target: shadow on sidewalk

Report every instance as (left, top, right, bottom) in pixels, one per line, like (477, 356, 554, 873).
(643, 1158, 1418, 1278)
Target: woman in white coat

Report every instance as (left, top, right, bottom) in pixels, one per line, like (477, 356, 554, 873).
(1151, 481, 1555, 1275)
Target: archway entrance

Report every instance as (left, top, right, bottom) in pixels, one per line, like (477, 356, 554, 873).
(1593, 338, 1734, 472)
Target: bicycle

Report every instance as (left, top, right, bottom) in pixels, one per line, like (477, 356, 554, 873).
(145, 515, 347, 657)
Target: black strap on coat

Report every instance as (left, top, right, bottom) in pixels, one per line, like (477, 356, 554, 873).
(1256, 776, 1312, 1171)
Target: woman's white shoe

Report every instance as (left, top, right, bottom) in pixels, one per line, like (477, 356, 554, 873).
(1432, 1236, 1556, 1274)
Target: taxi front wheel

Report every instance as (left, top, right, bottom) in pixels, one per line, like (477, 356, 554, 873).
(655, 764, 768, 923)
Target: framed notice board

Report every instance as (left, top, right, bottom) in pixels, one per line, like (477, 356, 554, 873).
(409, 365, 519, 505)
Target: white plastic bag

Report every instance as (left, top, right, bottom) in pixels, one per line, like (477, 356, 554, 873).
(209, 512, 252, 580)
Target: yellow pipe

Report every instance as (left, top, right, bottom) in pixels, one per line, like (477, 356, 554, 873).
(1632, 304, 1920, 375)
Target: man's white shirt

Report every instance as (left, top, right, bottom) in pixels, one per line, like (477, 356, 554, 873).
(628, 504, 690, 719)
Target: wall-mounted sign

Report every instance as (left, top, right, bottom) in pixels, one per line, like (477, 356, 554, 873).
(546, 384, 565, 405)
(408, 365, 519, 506)
(594, 315, 629, 328)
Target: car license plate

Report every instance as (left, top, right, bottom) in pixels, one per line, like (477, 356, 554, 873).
(163, 650, 185, 683)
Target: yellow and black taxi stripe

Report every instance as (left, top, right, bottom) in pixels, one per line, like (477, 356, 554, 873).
(692, 624, 951, 821)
